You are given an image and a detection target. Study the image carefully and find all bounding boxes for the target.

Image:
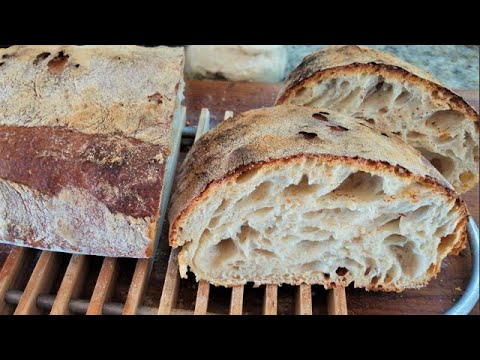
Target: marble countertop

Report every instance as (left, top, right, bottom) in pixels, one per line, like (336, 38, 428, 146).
(286, 45, 479, 90)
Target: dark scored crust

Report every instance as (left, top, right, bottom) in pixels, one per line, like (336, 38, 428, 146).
(0, 125, 166, 218)
(276, 46, 479, 125)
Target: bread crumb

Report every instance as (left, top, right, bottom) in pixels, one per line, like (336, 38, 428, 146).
(455, 287, 462, 292)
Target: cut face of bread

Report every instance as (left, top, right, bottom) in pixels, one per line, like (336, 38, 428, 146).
(276, 45, 479, 194)
(169, 105, 468, 291)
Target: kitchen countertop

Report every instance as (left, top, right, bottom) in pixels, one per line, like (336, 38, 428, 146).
(286, 45, 479, 90)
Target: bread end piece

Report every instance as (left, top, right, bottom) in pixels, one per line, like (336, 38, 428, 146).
(276, 45, 479, 194)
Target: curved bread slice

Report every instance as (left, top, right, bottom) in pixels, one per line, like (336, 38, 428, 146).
(169, 105, 468, 291)
(276, 45, 479, 193)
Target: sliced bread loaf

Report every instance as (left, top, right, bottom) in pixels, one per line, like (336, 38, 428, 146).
(169, 105, 468, 291)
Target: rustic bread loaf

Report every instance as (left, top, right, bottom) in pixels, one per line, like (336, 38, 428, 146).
(169, 105, 468, 291)
(0, 45, 184, 257)
(276, 45, 479, 194)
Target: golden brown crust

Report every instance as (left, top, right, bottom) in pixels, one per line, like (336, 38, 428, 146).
(277, 48, 478, 124)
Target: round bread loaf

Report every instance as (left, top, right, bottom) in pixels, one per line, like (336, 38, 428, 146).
(169, 105, 468, 291)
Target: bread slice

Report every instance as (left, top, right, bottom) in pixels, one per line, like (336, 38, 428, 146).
(276, 45, 479, 194)
(0, 45, 184, 257)
(169, 105, 468, 291)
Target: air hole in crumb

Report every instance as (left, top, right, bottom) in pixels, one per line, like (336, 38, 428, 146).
(460, 171, 474, 184)
(251, 207, 274, 219)
(425, 110, 463, 132)
(238, 225, 260, 245)
(371, 276, 380, 285)
(254, 249, 276, 258)
(437, 233, 457, 255)
(328, 125, 348, 132)
(336, 267, 348, 276)
(384, 266, 397, 284)
(379, 107, 388, 114)
(407, 131, 426, 139)
(418, 148, 454, 178)
(364, 267, 372, 276)
(381, 132, 389, 137)
(33, 52, 51, 65)
(208, 216, 220, 229)
(365, 118, 375, 125)
(324, 273, 330, 280)
(241, 181, 273, 203)
(75, 64, 80, 68)
(329, 282, 337, 288)
(0, 62, 4, 67)
(430, 158, 443, 172)
(301, 261, 321, 272)
(334, 171, 385, 198)
(312, 113, 328, 121)
(212, 238, 237, 268)
(395, 90, 411, 105)
(384, 234, 407, 246)
(2, 53, 14, 59)
(47, 51, 70, 74)
(283, 175, 319, 196)
(299, 131, 318, 140)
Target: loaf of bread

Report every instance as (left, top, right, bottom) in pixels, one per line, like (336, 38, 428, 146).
(169, 105, 468, 291)
(0, 45, 184, 257)
(276, 45, 479, 194)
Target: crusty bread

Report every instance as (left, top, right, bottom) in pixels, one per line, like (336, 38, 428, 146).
(0, 45, 184, 257)
(169, 105, 468, 291)
(276, 45, 479, 194)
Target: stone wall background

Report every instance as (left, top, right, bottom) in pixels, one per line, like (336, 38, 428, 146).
(286, 45, 479, 89)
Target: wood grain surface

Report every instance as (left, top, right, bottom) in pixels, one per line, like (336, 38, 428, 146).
(0, 80, 478, 315)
